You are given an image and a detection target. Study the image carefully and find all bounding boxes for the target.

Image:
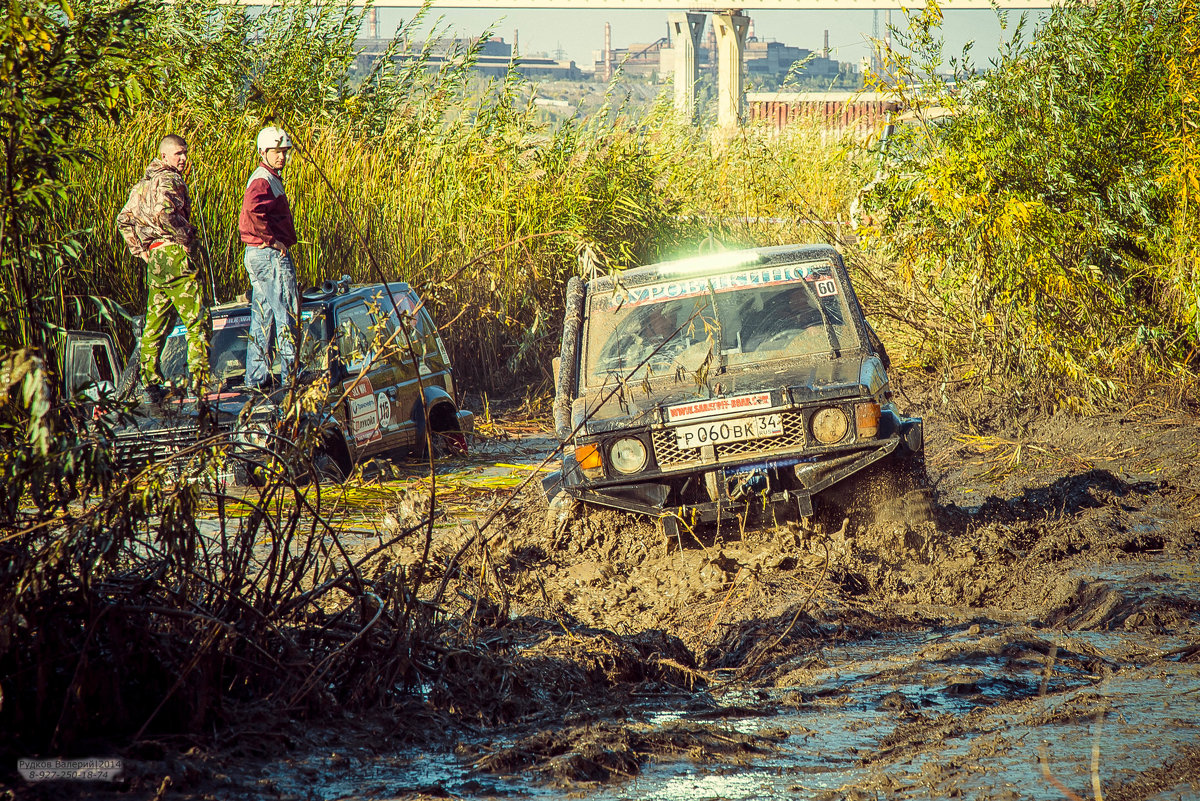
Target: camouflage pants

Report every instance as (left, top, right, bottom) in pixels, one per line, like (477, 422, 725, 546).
(140, 243, 210, 389)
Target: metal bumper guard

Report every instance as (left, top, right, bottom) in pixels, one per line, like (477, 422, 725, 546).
(566, 432, 909, 535)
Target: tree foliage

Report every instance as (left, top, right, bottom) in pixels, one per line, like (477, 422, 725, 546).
(858, 0, 1200, 402)
(0, 0, 153, 351)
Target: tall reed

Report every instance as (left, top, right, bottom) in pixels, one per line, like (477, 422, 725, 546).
(53, 90, 860, 392)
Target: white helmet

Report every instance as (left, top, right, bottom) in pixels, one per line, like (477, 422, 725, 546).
(256, 126, 292, 151)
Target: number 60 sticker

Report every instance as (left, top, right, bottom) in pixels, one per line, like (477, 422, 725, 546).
(815, 278, 838, 297)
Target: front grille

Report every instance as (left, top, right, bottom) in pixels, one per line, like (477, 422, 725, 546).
(653, 410, 807, 468)
(113, 427, 207, 472)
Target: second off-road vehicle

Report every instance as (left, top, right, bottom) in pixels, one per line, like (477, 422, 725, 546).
(62, 278, 473, 482)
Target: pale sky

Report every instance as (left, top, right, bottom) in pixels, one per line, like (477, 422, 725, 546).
(367, 7, 1049, 69)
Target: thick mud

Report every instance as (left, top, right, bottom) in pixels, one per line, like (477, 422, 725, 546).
(15, 385, 1200, 800)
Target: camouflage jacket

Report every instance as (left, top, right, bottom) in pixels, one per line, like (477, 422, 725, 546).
(116, 159, 197, 259)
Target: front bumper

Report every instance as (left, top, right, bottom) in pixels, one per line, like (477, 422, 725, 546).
(545, 416, 923, 528)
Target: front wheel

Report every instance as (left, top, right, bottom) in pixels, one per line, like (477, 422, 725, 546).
(817, 457, 934, 529)
(312, 432, 352, 483)
(417, 402, 467, 459)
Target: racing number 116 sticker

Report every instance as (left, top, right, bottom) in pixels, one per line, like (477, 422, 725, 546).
(815, 278, 838, 298)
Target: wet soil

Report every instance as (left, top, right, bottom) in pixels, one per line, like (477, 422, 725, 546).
(13, 381, 1200, 800)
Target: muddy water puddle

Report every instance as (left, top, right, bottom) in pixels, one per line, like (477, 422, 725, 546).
(259, 668, 1200, 800)
(195, 433, 560, 542)
(254, 561, 1200, 801)
(192, 430, 1200, 800)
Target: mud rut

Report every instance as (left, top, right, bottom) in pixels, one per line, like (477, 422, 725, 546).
(38, 386, 1200, 800)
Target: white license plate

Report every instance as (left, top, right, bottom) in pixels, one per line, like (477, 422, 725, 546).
(674, 413, 783, 449)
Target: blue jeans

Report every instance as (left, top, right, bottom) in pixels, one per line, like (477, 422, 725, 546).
(243, 246, 298, 387)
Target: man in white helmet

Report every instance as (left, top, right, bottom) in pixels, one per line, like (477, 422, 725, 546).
(238, 126, 299, 391)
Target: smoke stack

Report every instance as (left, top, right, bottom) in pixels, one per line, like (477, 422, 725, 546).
(604, 22, 612, 81)
(513, 29, 519, 58)
(823, 29, 829, 58)
(369, 7, 377, 39)
(748, 17, 755, 41)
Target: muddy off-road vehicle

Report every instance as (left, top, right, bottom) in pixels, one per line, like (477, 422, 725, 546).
(63, 278, 473, 482)
(544, 244, 926, 537)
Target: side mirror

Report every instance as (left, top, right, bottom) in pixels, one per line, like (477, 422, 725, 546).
(865, 323, 891, 372)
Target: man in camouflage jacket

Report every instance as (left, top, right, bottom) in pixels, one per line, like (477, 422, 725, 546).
(116, 134, 210, 398)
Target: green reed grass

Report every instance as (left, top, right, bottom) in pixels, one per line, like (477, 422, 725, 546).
(52, 95, 861, 391)
(16, 0, 866, 392)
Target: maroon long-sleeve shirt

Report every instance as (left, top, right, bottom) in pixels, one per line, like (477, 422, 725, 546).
(238, 164, 297, 249)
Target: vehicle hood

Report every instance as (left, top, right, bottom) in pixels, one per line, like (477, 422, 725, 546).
(575, 353, 882, 435)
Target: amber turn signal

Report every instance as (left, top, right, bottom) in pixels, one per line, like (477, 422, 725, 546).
(575, 443, 603, 471)
(855, 401, 881, 438)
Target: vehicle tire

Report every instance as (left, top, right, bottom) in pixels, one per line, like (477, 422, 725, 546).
(819, 457, 934, 529)
(867, 458, 934, 527)
(313, 433, 352, 483)
(418, 402, 464, 459)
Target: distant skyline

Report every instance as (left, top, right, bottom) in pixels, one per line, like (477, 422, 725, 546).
(366, 7, 1050, 70)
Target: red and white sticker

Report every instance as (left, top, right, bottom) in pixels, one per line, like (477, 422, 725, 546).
(347, 377, 381, 444)
(666, 392, 773, 423)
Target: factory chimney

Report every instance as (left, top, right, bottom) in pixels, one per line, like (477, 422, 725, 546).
(823, 29, 829, 58)
(604, 22, 612, 81)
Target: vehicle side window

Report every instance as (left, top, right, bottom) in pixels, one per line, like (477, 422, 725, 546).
(72, 344, 116, 387)
(382, 293, 443, 367)
(415, 309, 447, 368)
(67, 341, 118, 397)
(336, 303, 383, 373)
(296, 310, 330, 372)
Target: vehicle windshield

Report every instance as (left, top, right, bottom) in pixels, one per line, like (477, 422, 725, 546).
(581, 259, 858, 388)
(159, 309, 328, 387)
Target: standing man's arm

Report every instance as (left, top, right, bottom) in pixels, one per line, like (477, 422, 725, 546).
(116, 187, 150, 263)
(239, 177, 286, 257)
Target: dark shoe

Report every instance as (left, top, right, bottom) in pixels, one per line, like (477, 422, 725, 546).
(189, 377, 220, 398)
(142, 384, 167, 405)
(163, 382, 188, 402)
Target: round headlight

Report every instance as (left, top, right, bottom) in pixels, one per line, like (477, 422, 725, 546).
(609, 437, 648, 474)
(237, 422, 272, 447)
(811, 407, 849, 445)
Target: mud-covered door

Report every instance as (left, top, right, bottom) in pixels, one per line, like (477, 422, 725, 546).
(332, 299, 408, 458)
(383, 291, 453, 452)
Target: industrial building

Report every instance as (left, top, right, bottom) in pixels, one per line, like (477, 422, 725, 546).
(593, 20, 852, 85)
(353, 36, 582, 80)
